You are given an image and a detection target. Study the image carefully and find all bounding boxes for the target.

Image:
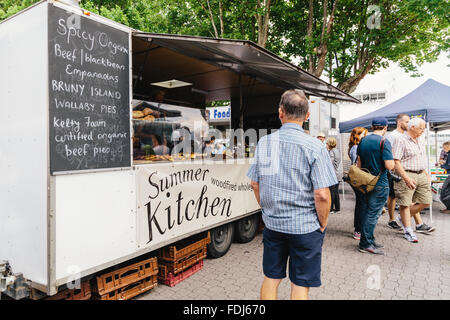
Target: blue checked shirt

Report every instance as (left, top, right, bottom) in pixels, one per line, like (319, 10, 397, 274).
(247, 123, 338, 234)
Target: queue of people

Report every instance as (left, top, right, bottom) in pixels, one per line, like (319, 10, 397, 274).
(247, 88, 438, 300)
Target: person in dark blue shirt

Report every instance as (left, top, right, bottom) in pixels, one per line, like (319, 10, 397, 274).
(356, 117, 395, 255)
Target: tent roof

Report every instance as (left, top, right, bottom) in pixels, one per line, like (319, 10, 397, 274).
(339, 79, 450, 132)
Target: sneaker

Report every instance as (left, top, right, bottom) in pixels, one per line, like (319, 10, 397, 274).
(404, 231, 419, 243)
(388, 220, 401, 230)
(373, 242, 384, 249)
(330, 211, 335, 214)
(353, 231, 361, 240)
(359, 245, 385, 255)
(416, 224, 435, 234)
(334, 211, 341, 214)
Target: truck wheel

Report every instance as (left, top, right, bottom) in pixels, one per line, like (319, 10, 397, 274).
(207, 223, 234, 258)
(234, 214, 259, 243)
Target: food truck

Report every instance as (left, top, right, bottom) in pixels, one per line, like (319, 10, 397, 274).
(0, 0, 358, 299)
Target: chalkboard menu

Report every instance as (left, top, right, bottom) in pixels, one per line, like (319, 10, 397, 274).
(48, 5, 130, 174)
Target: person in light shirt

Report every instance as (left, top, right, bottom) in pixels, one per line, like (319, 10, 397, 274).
(385, 114, 410, 230)
(392, 117, 436, 243)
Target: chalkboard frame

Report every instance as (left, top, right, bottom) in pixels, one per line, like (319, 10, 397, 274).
(48, 4, 132, 175)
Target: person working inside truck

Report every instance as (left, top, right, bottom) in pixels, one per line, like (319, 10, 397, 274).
(439, 141, 450, 170)
(247, 89, 336, 300)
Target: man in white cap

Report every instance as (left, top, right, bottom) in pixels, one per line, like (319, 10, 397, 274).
(317, 132, 326, 144)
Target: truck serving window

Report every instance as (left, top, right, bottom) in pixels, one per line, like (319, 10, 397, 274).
(132, 100, 236, 163)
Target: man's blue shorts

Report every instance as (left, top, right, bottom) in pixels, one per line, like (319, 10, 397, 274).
(262, 227, 325, 288)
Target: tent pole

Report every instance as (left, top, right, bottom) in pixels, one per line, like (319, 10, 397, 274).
(435, 129, 438, 165)
(427, 121, 433, 223)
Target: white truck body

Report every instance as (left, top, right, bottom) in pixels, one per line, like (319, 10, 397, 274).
(0, 1, 259, 295)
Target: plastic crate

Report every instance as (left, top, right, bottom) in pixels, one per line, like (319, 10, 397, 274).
(158, 232, 210, 262)
(159, 260, 203, 287)
(97, 275, 157, 300)
(93, 257, 158, 295)
(158, 246, 206, 280)
(46, 280, 91, 300)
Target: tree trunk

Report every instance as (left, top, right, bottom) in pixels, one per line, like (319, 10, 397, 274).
(256, 0, 271, 48)
(337, 57, 375, 94)
(200, 0, 219, 38)
(312, 0, 339, 77)
(219, 0, 224, 37)
(307, 0, 314, 73)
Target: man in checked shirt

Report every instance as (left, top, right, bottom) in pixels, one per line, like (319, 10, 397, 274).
(392, 117, 436, 243)
(247, 89, 337, 300)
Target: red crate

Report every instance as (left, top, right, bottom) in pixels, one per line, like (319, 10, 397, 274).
(46, 281, 91, 300)
(158, 232, 210, 262)
(93, 257, 158, 295)
(97, 275, 157, 300)
(158, 246, 206, 280)
(159, 260, 203, 287)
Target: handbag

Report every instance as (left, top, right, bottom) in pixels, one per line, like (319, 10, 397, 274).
(347, 138, 385, 194)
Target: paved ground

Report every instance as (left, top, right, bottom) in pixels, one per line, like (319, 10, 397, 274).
(137, 191, 450, 300)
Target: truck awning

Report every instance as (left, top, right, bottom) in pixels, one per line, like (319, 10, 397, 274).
(132, 32, 360, 104)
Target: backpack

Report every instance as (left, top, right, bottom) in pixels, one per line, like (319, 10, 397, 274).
(347, 138, 385, 194)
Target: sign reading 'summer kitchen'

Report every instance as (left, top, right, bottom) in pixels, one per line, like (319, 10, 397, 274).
(48, 5, 130, 174)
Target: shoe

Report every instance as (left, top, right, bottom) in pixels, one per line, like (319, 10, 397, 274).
(382, 207, 386, 214)
(359, 245, 385, 255)
(373, 242, 384, 249)
(388, 220, 401, 230)
(416, 224, 435, 234)
(440, 209, 450, 214)
(420, 210, 427, 215)
(404, 231, 419, 243)
(334, 211, 341, 214)
(353, 231, 361, 240)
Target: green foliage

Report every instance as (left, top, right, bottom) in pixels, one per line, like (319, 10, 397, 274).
(2, 0, 448, 94)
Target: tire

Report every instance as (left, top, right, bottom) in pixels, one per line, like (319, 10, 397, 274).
(234, 214, 259, 243)
(207, 223, 234, 258)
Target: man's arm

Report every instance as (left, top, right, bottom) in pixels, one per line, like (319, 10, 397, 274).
(394, 159, 416, 190)
(384, 160, 395, 171)
(250, 180, 261, 207)
(314, 188, 331, 232)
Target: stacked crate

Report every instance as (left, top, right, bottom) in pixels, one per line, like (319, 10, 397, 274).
(92, 257, 158, 300)
(158, 232, 210, 287)
(45, 280, 92, 300)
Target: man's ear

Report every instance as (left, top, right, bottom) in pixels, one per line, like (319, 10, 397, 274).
(278, 107, 284, 120)
(304, 111, 310, 122)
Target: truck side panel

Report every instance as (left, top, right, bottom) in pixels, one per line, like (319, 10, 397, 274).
(54, 170, 136, 283)
(0, 2, 49, 286)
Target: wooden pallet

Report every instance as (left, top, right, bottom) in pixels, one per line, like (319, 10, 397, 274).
(45, 281, 91, 300)
(159, 260, 203, 287)
(158, 246, 206, 280)
(93, 257, 158, 296)
(96, 275, 158, 300)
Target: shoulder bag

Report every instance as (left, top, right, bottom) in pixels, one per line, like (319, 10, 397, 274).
(347, 138, 385, 194)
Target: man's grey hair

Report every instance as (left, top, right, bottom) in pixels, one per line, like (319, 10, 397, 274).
(408, 117, 426, 129)
(279, 89, 309, 120)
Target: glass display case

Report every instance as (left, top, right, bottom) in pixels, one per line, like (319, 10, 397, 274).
(132, 99, 237, 164)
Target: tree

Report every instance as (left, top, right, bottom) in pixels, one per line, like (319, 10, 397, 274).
(2, 0, 448, 94)
(271, 0, 449, 93)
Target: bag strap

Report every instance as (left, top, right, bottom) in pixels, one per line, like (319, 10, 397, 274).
(377, 137, 386, 177)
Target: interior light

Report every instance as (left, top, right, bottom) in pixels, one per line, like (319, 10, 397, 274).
(151, 79, 193, 89)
